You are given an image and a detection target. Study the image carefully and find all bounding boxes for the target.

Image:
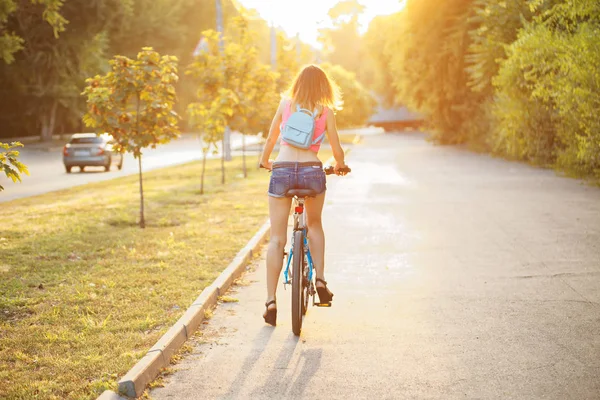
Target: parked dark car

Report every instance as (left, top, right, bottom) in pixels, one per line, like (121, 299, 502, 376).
(369, 104, 424, 132)
(63, 133, 123, 173)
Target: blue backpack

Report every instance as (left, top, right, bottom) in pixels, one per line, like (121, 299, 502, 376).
(281, 105, 326, 150)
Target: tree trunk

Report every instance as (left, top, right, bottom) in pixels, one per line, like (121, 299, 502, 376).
(201, 149, 207, 195)
(242, 134, 247, 178)
(40, 115, 49, 142)
(221, 137, 226, 185)
(59, 122, 66, 140)
(40, 101, 58, 142)
(224, 126, 232, 161)
(257, 137, 263, 169)
(138, 155, 145, 229)
(135, 95, 145, 228)
(49, 100, 58, 141)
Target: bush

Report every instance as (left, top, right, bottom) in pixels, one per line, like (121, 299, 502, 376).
(492, 25, 559, 164)
(320, 63, 375, 129)
(493, 0, 600, 175)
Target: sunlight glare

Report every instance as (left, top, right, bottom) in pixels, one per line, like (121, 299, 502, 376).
(236, 0, 406, 47)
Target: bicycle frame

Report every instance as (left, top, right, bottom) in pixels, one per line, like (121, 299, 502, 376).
(283, 197, 315, 289)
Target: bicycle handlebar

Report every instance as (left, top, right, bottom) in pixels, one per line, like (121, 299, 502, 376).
(259, 163, 351, 176)
(324, 166, 351, 175)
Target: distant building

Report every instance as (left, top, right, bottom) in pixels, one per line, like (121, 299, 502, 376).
(369, 101, 424, 132)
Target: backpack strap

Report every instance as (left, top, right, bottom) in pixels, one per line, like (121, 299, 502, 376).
(311, 106, 326, 145)
(295, 104, 319, 119)
(312, 131, 326, 145)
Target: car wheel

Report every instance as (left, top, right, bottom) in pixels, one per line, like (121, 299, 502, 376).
(104, 157, 111, 172)
(65, 166, 72, 173)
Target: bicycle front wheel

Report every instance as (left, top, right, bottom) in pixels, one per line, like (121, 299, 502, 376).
(291, 230, 304, 336)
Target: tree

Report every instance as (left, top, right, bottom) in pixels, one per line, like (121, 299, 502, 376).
(320, 63, 375, 129)
(82, 47, 180, 228)
(109, 0, 241, 138)
(240, 63, 279, 173)
(457, 0, 533, 148)
(228, 17, 278, 176)
(361, 14, 399, 106)
(493, 0, 600, 175)
(318, 0, 365, 77)
(467, 0, 532, 96)
(0, 142, 28, 191)
(363, 0, 546, 146)
(0, 0, 125, 141)
(0, 0, 66, 64)
(0, 0, 238, 141)
(362, 0, 600, 180)
(187, 21, 278, 186)
(187, 89, 237, 194)
(186, 30, 233, 189)
(360, 0, 484, 143)
(274, 31, 299, 94)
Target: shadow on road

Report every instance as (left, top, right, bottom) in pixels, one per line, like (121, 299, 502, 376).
(222, 326, 276, 399)
(246, 333, 322, 398)
(288, 348, 323, 397)
(249, 333, 300, 397)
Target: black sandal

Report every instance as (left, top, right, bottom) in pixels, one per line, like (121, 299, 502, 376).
(315, 278, 334, 306)
(263, 300, 277, 326)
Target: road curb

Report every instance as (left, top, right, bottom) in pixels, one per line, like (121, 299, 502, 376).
(213, 221, 270, 295)
(112, 219, 271, 399)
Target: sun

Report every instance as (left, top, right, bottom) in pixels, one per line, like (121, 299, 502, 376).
(236, 0, 407, 47)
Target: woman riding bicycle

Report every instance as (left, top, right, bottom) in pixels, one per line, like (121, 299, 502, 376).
(259, 64, 348, 326)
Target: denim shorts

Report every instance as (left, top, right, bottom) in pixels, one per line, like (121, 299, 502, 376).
(268, 162, 327, 198)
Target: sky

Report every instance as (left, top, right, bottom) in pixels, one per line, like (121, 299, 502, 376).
(235, 0, 406, 48)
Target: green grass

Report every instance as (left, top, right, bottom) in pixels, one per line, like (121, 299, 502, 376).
(0, 157, 271, 399)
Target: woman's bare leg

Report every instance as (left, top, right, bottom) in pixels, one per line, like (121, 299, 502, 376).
(305, 193, 327, 288)
(266, 196, 292, 311)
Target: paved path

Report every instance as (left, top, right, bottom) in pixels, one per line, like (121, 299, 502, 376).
(0, 133, 261, 203)
(151, 132, 600, 399)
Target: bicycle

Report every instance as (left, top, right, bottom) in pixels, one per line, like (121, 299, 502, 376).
(281, 165, 351, 336)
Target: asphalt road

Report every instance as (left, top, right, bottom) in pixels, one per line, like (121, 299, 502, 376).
(0, 133, 260, 203)
(151, 131, 600, 399)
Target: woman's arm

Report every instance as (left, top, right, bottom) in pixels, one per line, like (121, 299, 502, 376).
(259, 99, 286, 170)
(325, 110, 347, 172)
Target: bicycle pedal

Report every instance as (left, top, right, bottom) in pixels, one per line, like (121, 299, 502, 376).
(315, 302, 332, 308)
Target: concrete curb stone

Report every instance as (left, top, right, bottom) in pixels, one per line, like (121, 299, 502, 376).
(148, 324, 187, 366)
(117, 350, 163, 398)
(109, 219, 271, 399)
(182, 285, 218, 336)
(213, 221, 270, 295)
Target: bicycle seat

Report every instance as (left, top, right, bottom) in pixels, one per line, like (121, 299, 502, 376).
(285, 189, 317, 198)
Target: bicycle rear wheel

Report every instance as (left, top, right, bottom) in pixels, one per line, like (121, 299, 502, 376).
(291, 230, 304, 336)
(302, 253, 309, 316)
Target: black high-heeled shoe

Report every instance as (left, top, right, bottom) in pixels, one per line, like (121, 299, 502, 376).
(263, 300, 277, 326)
(315, 278, 334, 307)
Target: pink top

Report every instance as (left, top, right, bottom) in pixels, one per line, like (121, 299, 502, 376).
(280, 101, 328, 152)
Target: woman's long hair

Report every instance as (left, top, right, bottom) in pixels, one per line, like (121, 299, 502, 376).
(286, 65, 342, 111)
